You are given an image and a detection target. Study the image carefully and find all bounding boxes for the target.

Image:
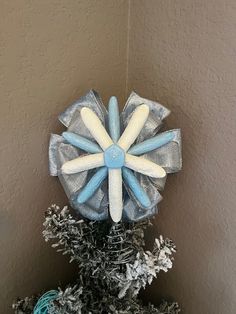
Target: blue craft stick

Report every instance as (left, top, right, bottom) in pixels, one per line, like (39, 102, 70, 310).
(108, 96, 120, 142)
(122, 167, 151, 208)
(77, 167, 108, 204)
(128, 131, 175, 155)
(62, 131, 102, 153)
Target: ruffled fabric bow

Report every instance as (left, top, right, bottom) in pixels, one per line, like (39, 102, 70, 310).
(49, 90, 182, 222)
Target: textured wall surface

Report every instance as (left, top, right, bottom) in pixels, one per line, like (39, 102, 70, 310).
(2, 1, 236, 313)
(0, 1, 128, 312)
(128, 1, 236, 313)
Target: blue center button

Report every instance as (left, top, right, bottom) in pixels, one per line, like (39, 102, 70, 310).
(104, 144, 125, 168)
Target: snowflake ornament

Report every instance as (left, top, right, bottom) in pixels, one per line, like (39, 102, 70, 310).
(49, 91, 182, 222)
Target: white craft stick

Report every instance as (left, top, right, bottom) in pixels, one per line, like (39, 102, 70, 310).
(81, 107, 113, 150)
(109, 169, 123, 222)
(118, 104, 150, 151)
(125, 154, 166, 178)
(61, 153, 104, 174)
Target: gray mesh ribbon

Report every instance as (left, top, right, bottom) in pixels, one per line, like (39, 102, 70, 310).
(49, 90, 182, 222)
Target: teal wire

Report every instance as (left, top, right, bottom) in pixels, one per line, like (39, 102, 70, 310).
(33, 290, 58, 314)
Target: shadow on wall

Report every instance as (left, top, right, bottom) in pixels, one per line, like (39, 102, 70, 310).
(127, 1, 236, 313)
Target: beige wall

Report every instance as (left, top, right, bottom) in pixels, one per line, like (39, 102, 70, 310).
(0, 1, 128, 312)
(1, 1, 236, 313)
(128, 1, 236, 313)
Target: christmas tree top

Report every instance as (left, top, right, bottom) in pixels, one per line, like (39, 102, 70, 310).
(13, 91, 182, 314)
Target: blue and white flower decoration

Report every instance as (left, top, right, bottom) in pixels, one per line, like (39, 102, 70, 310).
(49, 91, 182, 222)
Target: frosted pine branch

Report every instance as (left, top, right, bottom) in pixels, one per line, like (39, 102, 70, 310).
(13, 204, 180, 313)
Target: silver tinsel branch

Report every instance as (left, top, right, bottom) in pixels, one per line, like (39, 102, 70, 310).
(13, 292, 180, 314)
(13, 204, 180, 313)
